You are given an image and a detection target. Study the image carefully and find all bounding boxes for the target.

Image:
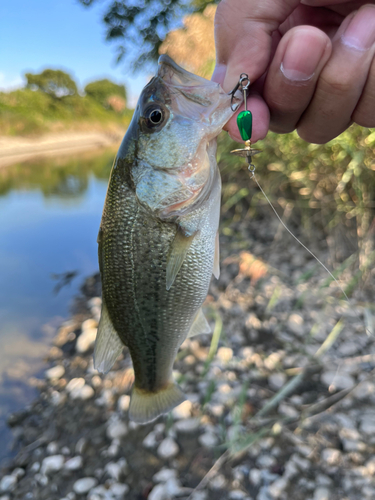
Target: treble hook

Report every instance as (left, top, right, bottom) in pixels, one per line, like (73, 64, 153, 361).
(228, 73, 250, 111)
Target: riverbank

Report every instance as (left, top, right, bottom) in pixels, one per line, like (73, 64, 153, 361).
(1, 210, 375, 500)
(0, 130, 125, 168)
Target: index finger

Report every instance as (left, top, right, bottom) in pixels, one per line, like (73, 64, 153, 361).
(213, 0, 301, 92)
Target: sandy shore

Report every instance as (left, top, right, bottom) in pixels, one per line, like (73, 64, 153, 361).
(0, 130, 125, 168)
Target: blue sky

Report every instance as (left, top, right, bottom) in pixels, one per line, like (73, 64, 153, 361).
(0, 0, 149, 106)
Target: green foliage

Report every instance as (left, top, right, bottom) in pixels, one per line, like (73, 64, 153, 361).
(84, 79, 127, 106)
(78, 0, 218, 68)
(218, 125, 375, 264)
(25, 69, 78, 99)
(0, 87, 133, 136)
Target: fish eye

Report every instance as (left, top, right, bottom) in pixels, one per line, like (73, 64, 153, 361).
(149, 109, 163, 124)
(141, 104, 168, 133)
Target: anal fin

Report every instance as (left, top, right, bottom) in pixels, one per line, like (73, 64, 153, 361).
(188, 308, 211, 338)
(213, 231, 220, 279)
(166, 229, 196, 290)
(129, 381, 186, 424)
(94, 300, 124, 374)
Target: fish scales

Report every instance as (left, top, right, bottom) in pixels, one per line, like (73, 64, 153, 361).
(101, 166, 216, 391)
(94, 55, 237, 423)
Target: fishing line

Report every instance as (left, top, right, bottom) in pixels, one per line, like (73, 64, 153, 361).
(248, 168, 373, 337)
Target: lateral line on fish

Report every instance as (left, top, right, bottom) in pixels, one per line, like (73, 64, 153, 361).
(250, 172, 373, 337)
(130, 204, 148, 343)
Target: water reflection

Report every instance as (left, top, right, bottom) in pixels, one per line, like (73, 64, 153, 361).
(0, 146, 116, 464)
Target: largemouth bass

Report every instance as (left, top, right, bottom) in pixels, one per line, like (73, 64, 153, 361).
(94, 55, 236, 423)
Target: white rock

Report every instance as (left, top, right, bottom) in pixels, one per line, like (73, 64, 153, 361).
(66, 377, 85, 393)
(76, 438, 88, 454)
(269, 477, 288, 498)
(249, 468, 262, 486)
(287, 314, 305, 337)
(117, 395, 130, 412)
(153, 468, 177, 483)
(107, 440, 120, 458)
(76, 327, 97, 354)
(12, 468, 25, 479)
(66, 378, 94, 400)
(174, 418, 200, 434)
(198, 432, 218, 448)
(353, 380, 375, 400)
(51, 391, 65, 406)
(229, 491, 247, 499)
(110, 483, 129, 498)
(157, 437, 179, 459)
(278, 403, 299, 419)
(64, 456, 83, 471)
(105, 459, 127, 480)
(256, 454, 276, 469)
(217, 347, 233, 363)
(47, 441, 59, 454)
(359, 415, 375, 435)
(73, 477, 98, 494)
(321, 448, 341, 465)
(338, 341, 358, 356)
(87, 485, 107, 500)
(209, 474, 226, 489)
(148, 484, 167, 500)
(41, 455, 65, 475)
(30, 462, 41, 473)
(82, 318, 98, 330)
(107, 421, 128, 440)
(164, 477, 183, 496)
(268, 373, 287, 391)
(35, 473, 48, 486)
(321, 371, 355, 390)
(257, 485, 272, 500)
(143, 431, 159, 449)
(0, 495, 10, 500)
(172, 400, 193, 419)
(46, 365, 65, 380)
(313, 487, 330, 500)
(190, 492, 208, 500)
(79, 385, 95, 400)
(316, 475, 332, 486)
(0, 476, 17, 493)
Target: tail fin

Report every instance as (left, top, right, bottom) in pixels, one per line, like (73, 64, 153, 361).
(129, 382, 186, 424)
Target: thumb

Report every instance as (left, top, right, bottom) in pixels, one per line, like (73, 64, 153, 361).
(213, 0, 301, 91)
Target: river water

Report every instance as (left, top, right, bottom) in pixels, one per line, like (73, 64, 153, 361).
(0, 147, 116, 464)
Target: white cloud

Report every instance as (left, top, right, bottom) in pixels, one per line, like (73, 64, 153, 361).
(0, 73, 24, 91)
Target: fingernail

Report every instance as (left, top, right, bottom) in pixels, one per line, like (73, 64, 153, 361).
(211, 64, 226, 85)
(341, 6, 375, 51)
(281, 33, 325, 82)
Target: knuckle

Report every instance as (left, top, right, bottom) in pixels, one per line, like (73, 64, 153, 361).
(318, 73, 354, 98)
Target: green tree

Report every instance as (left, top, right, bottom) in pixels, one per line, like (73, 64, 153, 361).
(25, 69, 77, 99)
(84, 79, 127, 107)
(78, 0, 216, 69)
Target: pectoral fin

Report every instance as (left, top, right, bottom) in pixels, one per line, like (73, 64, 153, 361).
(94, 301, 124, 374)
(213, 231, 220, 279)
(188, 308, 211, 338)
(166, 230, 196, 290)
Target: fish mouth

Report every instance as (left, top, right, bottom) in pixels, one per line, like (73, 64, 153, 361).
(158, 54, 211, 87)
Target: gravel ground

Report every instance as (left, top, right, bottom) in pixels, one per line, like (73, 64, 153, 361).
(1, 211, 375, 500)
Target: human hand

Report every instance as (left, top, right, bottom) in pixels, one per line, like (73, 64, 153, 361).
(212, 0, 375, 144)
